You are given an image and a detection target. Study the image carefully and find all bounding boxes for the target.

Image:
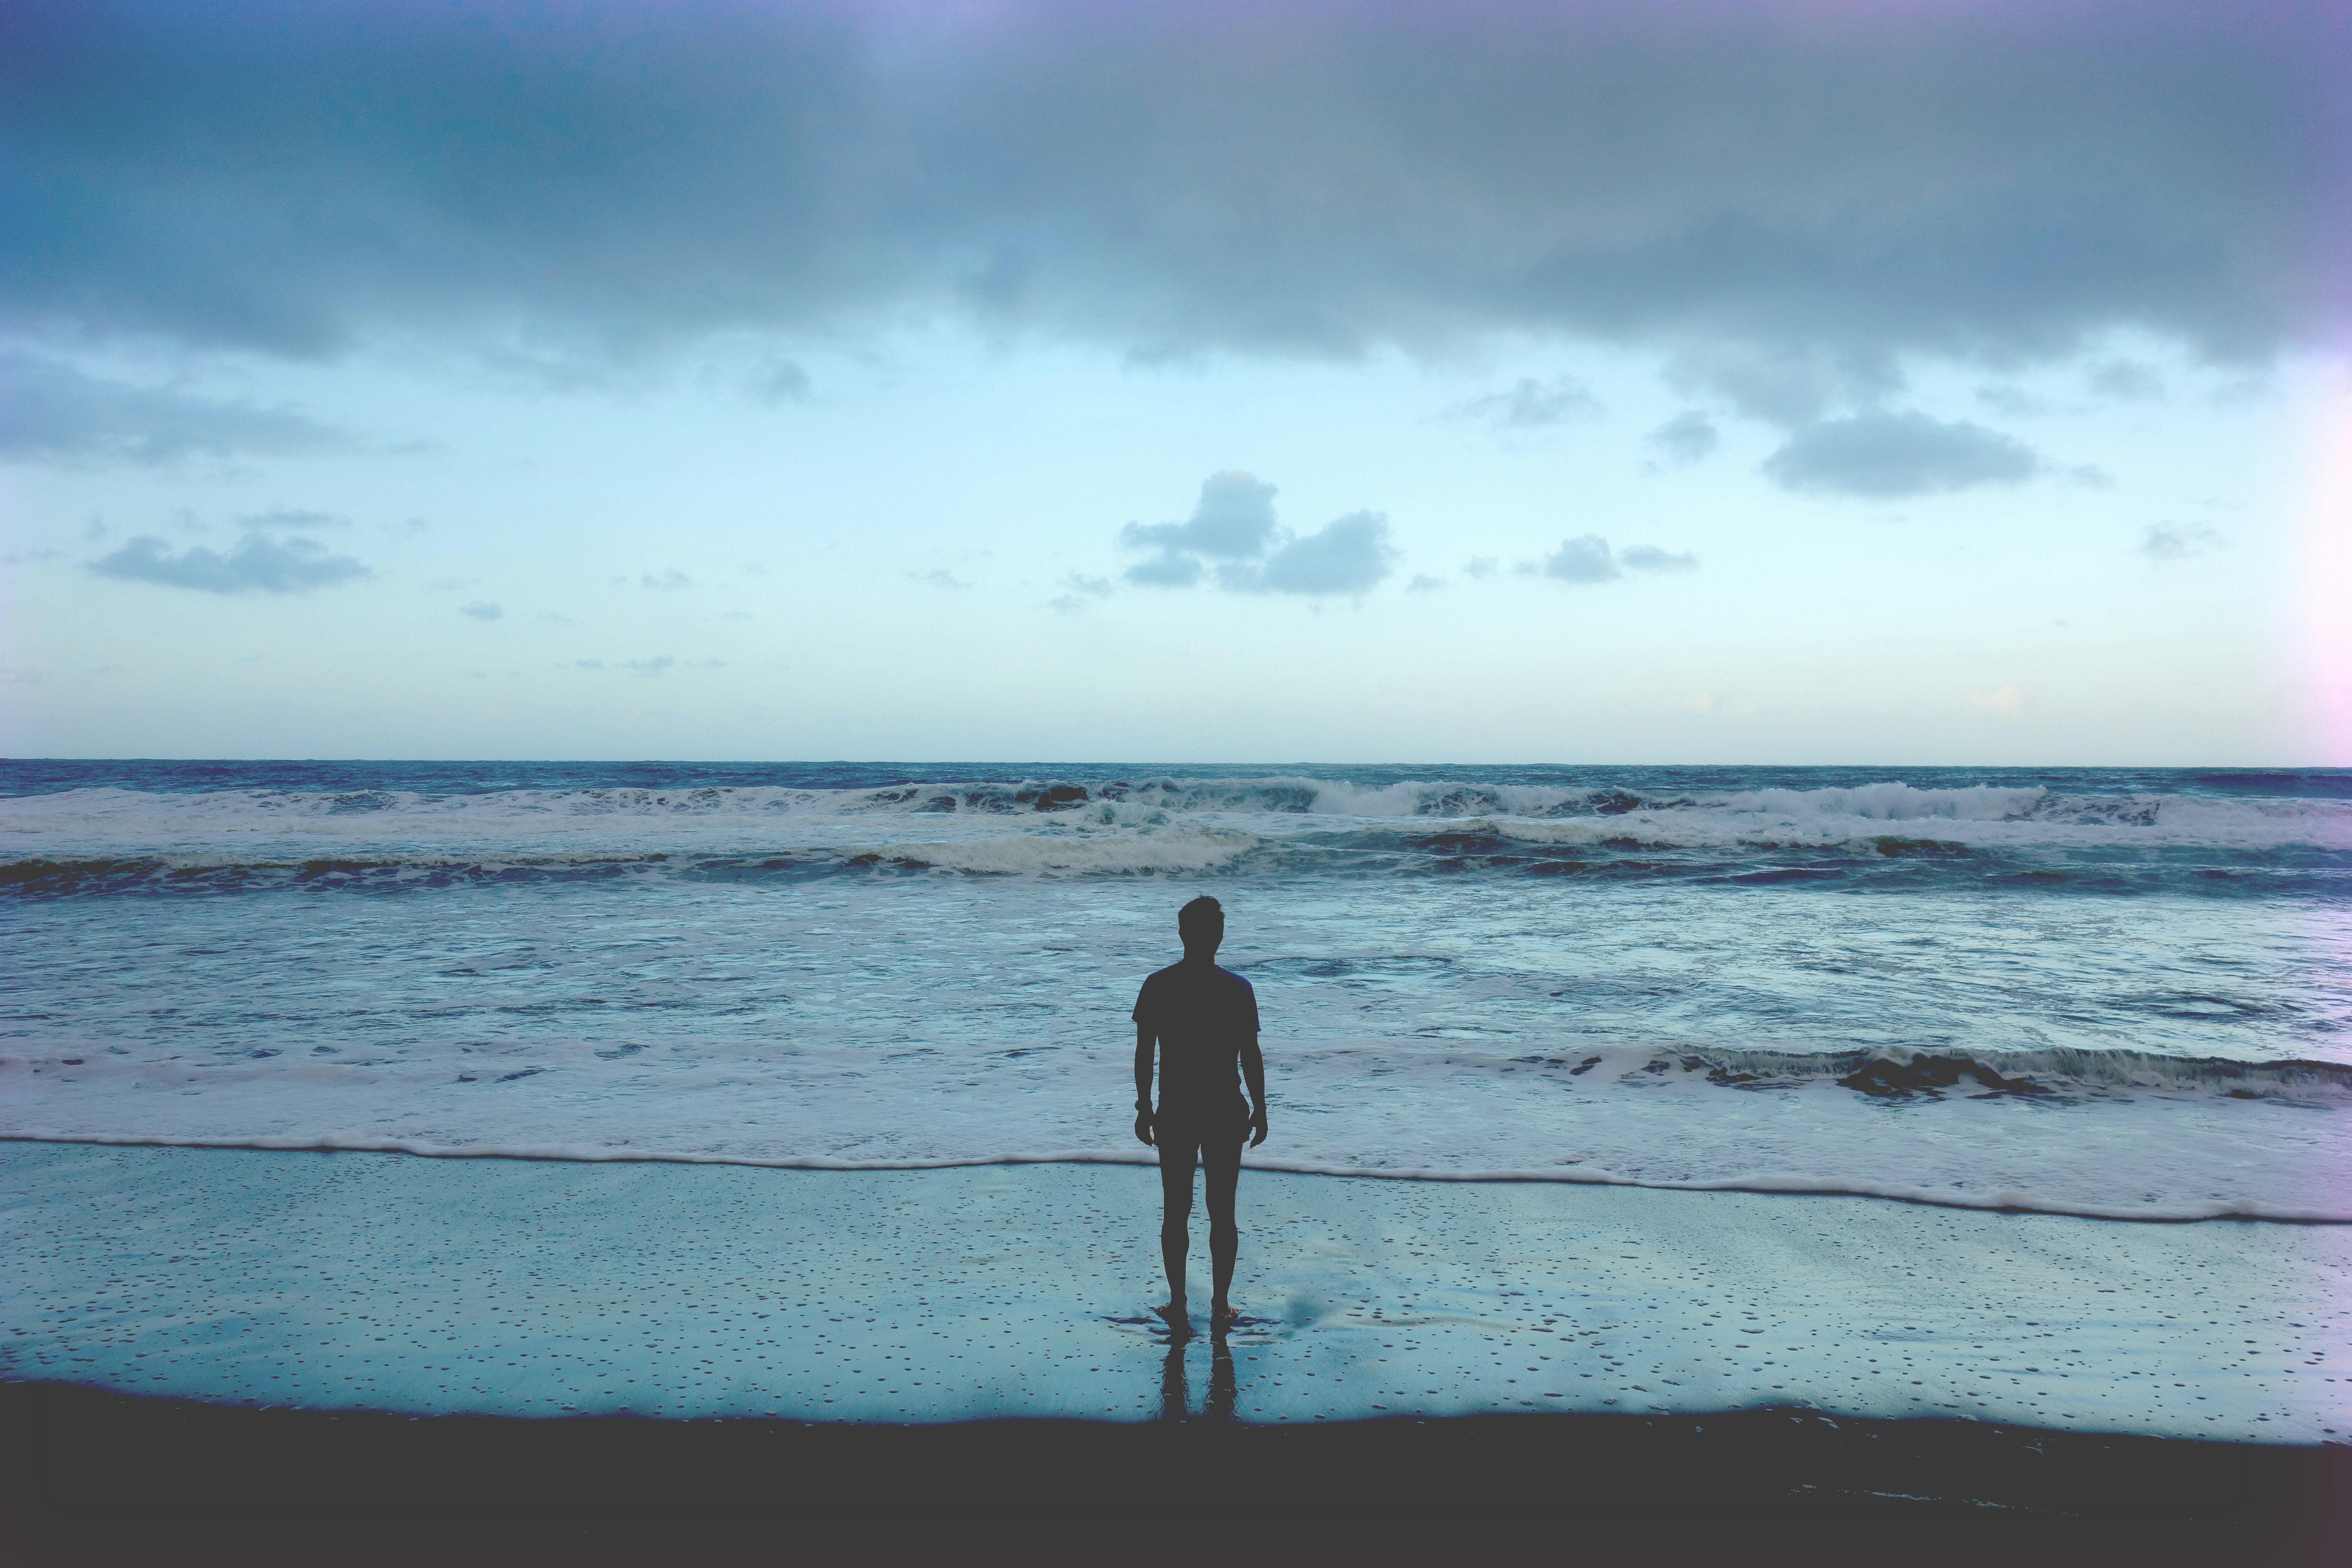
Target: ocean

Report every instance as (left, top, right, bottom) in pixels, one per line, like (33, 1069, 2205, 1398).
(5, 761, 2348, 1222)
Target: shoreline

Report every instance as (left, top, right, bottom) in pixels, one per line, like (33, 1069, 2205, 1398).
(7, 1382, 2349, 1561)
(6, 1132, 2346, 1226)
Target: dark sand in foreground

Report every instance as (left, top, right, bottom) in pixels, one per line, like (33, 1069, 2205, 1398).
(6, 1381, 2349, 1562)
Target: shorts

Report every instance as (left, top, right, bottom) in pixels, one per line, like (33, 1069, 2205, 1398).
(1155, 1097, 1250, 1169)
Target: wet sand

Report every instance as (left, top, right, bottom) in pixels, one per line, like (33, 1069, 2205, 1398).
(5, 1142, 2345, 1439)
(5, 1141, 2351, 1557)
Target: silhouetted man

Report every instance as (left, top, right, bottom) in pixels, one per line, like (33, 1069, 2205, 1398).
(1133, 895, 1267, 1333)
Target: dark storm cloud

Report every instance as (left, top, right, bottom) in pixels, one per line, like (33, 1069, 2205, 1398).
(0, 350, 351, 466)
(1762, 412, 2041, 497)
(87, 532, 373, 594)
(4, 1, 2341, 369)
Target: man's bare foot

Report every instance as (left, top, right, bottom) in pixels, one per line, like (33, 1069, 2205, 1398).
(1157, 1300, 1191, 1335)
(1210, 1302, 1238, 1333)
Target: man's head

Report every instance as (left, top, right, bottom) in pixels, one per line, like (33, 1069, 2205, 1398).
(1177, 895, 1224, 959)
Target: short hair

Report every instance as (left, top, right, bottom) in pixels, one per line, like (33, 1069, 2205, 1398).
(1177, 895, 1224, 944)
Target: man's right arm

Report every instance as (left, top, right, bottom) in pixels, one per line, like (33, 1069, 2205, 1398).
(1240, 1033, 1268, 1147)
(1133, 1024, 1156, 1146)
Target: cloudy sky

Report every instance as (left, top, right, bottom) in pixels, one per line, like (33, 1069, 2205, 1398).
(3, 0, 2346, 763)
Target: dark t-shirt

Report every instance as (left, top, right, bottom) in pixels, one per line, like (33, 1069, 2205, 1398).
(1133, 960, 1259, 1121)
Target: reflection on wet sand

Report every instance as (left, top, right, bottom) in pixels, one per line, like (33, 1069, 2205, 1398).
(1159, 1334, 1239, 1423)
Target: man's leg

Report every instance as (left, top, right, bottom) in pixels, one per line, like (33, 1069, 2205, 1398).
(1158, 1130, 1198, 1311)
(1202, 1133, 1243, 1314)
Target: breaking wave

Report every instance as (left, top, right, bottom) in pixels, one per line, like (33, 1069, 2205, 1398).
(4, 770, 2347, 897)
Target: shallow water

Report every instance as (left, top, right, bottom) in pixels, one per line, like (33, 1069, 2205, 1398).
(3, 1144, 2344, 1438)
(4, 762, 2348, 1217)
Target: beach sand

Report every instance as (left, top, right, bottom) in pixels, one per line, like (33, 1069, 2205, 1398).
(5, 1142, 2345, 1436)
(5, 1141, 2349, 1555)
(7, 1382, 2347, 1560)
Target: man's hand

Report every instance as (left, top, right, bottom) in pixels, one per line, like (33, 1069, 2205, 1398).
(1134, 1105, 1155, 1146)
(1249, 1105, 1268, 1148)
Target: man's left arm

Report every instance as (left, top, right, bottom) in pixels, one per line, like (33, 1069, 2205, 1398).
(1240, 1033, 1267, 1147)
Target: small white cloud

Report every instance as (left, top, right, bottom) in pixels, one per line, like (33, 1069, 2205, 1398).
(1242, 511, 1395, 596)
(1522, 536, 1698, 584)
(910, 569, 968, 589)
(1124, 551, 1202, 587)
(1461, 556, 1499, 579)
(242, 507, 349, 531)
(1118, 473, 1394, 596)
(2138, 523, 2223, 561)
(1530, 535, 1621, 583)
(88, 532, 373, 595)
(1969, 683, 2024, 714)
(1449, 375, 1602, 429)
(640, 569, 695, 590)
(459, 600, 502, 621)
(1406, 573, 1446, 593)
(1646, 411, 1719, 465)
(1121, 471, 1280, 564)
(1047, 573, 1115, 613)
(1763, 412, 2040, 498)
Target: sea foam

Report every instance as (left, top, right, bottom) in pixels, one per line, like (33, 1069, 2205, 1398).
(7, 1040, 2346, 1222)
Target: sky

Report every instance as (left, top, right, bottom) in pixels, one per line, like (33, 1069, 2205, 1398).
(3, 0, 2347, 765)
